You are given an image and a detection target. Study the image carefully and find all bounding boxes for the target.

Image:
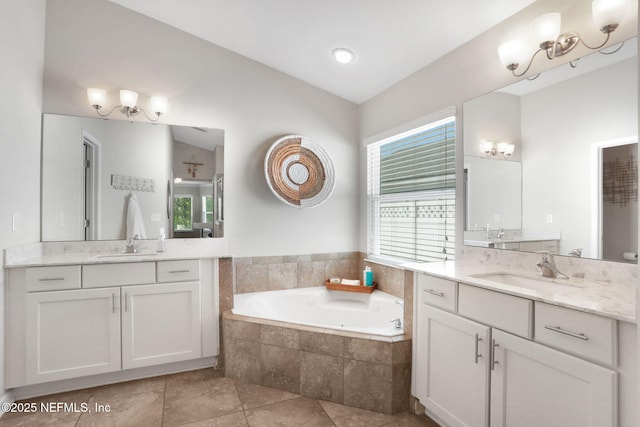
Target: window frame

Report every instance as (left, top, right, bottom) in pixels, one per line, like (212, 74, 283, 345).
(173, 194, 194, 231)
(366, 113, 456, 264)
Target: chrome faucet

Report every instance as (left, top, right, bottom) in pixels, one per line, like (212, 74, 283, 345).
(569, 248, 583, 258)
(497, 228, 505, 240)
(536, 251, 568, 279)
(125, 235, 139, 253)
(390, 317, 402, 330)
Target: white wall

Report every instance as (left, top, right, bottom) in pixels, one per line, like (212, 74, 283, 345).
(0, 0, 46, 404)
(172, 140, 216, 182)
(42, 115, 172, 240)
(463, 92, 522, 161)
(464, 156, 522, 230)
(42, 0, 360, 257)
(520, 58, 637, 258)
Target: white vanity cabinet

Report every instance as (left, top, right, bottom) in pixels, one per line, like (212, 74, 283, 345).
(413, 272, 618, 427)
(490, 329, 616, 427)
(25, 287, 121, 384)
(122, 281, 201, 369)
(415, 304, 490, 427)
(6, 258, 218, 389)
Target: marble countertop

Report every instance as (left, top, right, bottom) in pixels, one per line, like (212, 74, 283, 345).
(4, 241, 232, 268)
(402, 260, 636, 323)
(4, 250, 231, 268)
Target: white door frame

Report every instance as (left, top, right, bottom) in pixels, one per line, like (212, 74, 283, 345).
(590, 136, 637, 259)
(82, 130, 102, 240)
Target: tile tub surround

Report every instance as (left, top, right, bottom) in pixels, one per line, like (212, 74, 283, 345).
(223, 312, 412, 415)
(234, 252, 361, 294)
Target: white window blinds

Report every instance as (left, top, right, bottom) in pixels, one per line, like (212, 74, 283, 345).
(367, 116, 456, 263)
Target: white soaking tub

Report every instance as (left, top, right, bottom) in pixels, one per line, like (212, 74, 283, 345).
(232, 286, 405, 337)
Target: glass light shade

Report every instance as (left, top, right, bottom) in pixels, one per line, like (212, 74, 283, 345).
(481, 141, 495, 153)
(498, 40, 525, 68)
(332, 48, 355, 64)
(530, 13, 561, 46)
(87, 88, 106, 107)
(593, 0, 628, 30)
(150, 96, 168, 115)
(497, 142, 510, 154)
(504, 143, 516, 156)
(119, 90, 139, 108)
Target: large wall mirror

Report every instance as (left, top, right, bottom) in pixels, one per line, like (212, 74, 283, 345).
(42, 114, 224, 241)
(463, 37, 637, 262)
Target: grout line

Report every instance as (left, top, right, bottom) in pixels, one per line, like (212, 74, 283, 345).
(231, 380, 251, 426)
(160, 376, 168, 427)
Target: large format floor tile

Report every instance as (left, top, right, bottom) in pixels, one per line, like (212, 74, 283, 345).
(0, 368, 439, 427)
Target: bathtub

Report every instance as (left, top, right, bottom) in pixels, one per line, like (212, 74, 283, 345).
(232, 286, 404, 337)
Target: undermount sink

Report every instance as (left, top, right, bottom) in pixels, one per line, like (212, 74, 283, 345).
(469, 272, 585, 291)
(95, 252, 158, 258)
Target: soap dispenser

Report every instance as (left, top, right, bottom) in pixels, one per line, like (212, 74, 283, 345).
(363, 266, 373, 287)
(157, 228, 166, 252)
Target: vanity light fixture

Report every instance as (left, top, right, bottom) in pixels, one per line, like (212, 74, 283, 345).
(498, 0, 630, 77)
(482, 141, 515, 159)
(86, 88, 168, 122)
(332, 48, 355, 64)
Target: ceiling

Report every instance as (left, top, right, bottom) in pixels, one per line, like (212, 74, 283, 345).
(108, 0, 536, 104)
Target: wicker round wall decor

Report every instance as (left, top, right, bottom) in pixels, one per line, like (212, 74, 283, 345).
(264, 135, 335, 208)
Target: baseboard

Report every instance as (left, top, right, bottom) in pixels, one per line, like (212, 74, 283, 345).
(0, 390, 16, 417)
(11, 356, 218, 400)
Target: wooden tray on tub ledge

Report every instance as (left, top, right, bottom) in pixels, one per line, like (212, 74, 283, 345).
(324, 280, 377, 294)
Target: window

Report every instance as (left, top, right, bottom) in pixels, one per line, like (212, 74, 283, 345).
(202, 195, 214, 224)
(173, 195, 193, 231)
(367, 115, 456, 263)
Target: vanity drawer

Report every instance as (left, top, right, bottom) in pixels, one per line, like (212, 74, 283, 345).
(416, 273, 457, 312)
(25, 266, 81, 292)
(82, 262, 156, 288)
(157, 260, 199, 283)
(458, 284, 533, 338)
(534, 302, 617, 366)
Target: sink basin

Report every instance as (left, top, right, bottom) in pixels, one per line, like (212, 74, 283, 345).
(469, 272, 585, 291)
(95, 252, 158, 258)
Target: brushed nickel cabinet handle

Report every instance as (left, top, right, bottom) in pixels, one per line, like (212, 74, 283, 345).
(112, 293, 116, 314)
(169, 270, 190, 274)
(424, 289, 445, 297)
(124, 292, 128, 312)
(491, 339, 499, 371)
(544, 325, 589, 341)
(37, 277, 65, 282)
(474, 334, 483, 364)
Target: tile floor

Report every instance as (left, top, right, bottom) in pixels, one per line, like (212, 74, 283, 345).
(0, 368, 440, 427)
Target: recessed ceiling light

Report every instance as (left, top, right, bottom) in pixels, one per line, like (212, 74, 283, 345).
(332, 48, 355, 64)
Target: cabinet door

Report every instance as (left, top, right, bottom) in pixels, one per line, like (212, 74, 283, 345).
(490, 329, 616, 427)
(26, 288, 121, 384)
(122, 282, 201, 369)
(415, 305, 491, 427)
